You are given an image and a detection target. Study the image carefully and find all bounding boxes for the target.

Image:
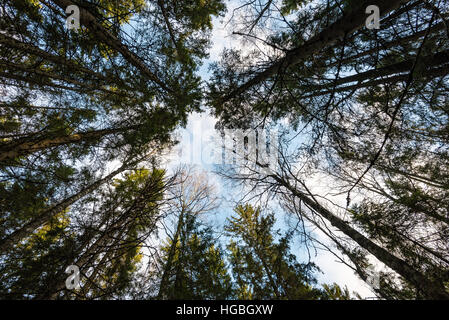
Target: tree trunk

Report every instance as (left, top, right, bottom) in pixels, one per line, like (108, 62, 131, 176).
(222, 0, 411, 103)
(325, 22, 445, 68)
(39, 170, 163, 299)
(253, 245, 282, 299)
(302, 65, 449, 98)
(0, 125, 139, 161)
(304, 49, 449, 91)
(157, 209, 185, 299)
(0, 164, 129, 253)
(272, 175, 449, 299)
(46, 0, 172, 94)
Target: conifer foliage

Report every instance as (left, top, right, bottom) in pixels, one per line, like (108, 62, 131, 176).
(1, 0, 448, 300)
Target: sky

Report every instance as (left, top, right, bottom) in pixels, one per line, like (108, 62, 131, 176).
(156, 1, 379, 297)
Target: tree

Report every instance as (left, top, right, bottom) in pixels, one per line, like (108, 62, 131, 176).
(217, 135, 449, 298)
(209, 0, 449, 299)
(154, 214, 234, 299)
(225, 204, 326, 300)
(0, 208, 76, 299)
(155, 166, 224, 299)
(1, 0, 225, 249)
(36, 166, 169, 299)
(1, 0, 225, 300)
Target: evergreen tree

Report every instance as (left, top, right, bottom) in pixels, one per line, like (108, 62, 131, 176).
(225, 204, 326, 300)
(208, 0, 449, 299)
(155, 214, 234, 299)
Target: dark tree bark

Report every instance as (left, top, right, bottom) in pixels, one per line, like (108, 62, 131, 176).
(271, 174, 449, 299)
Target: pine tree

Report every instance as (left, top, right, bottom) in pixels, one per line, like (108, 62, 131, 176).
(37, 167, 168, 299)
(225, 204, 326, 300)
(208, 0, 449, 299)
(1, 0, 226, 300)
(155, 214, 234, 299)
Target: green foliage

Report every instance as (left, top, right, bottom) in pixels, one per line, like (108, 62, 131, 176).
(280, 0, 312, 15)
(156, 214, 234, 299)
(225, 204, 326, 300)
(0, 210, 75, 299)
(4, 0, 449, 301)
(321, 283, 352, 300)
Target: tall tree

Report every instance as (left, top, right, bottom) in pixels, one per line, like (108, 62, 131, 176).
(1, 0, 226, 300)
(225, 204, 327, 300)
(209, 0, 449, 299)
(36, 166, 169, 299)
(155, 167, 221, 299)
(154, 214, 234, 299)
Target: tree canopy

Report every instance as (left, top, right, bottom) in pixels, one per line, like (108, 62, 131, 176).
(1, 0, 448, 300)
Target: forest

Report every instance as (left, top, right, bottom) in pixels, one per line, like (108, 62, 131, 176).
(0, 0, 448, 300)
